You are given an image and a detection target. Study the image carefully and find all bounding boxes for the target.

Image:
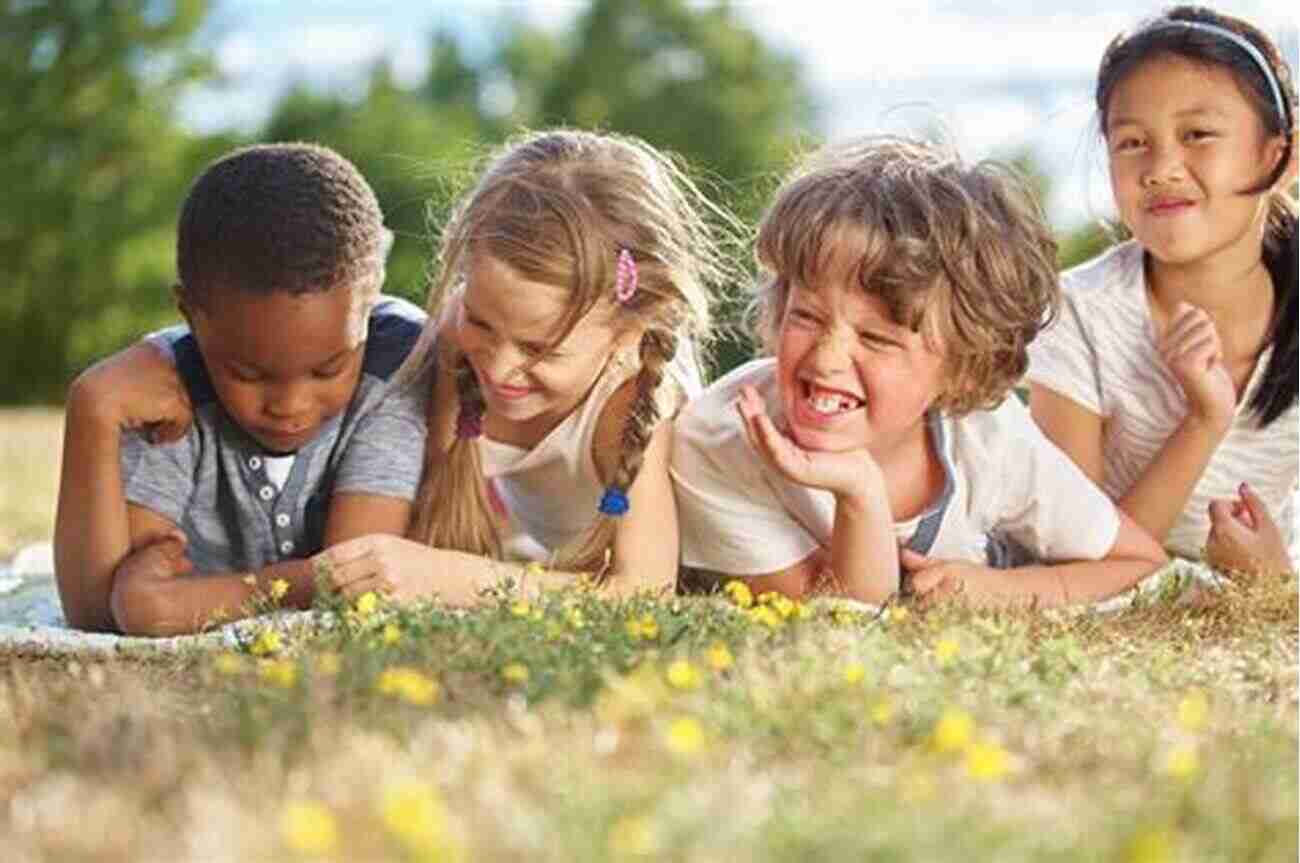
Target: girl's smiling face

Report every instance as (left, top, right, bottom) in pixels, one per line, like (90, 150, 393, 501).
(774, 269, 947, 461)
(454, 252, 637, 447)
(1105, 54, 1287, 270)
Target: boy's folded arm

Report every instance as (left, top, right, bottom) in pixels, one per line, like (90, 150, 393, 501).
(113, 493, 414, 637)
(54, 341, 195, 631)
(915, 512, 1168, 609)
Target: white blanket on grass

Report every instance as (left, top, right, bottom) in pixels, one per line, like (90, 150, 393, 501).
(2, 542, 1234, 658)
(0, 543, 323, 658)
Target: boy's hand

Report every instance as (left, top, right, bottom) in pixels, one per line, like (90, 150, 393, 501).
(900, 547, 991, 608)
(109, 531, 194, 631)
(1206, 483, 1294, 577)
(70, 340, 192, 443)
(1159, 303, 1235, 433)
(736, 385, 884, 501)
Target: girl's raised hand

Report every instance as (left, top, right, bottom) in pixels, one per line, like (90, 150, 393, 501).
(736, 384, 883, 501)
(1159, 302, 1235, 432)
(1205, 483, 1294, 577)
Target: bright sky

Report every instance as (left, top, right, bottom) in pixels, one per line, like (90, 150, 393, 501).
(182, 0, 1296, 227)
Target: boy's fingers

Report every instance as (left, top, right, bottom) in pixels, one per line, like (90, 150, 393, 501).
(1238, 483, 1268, 526)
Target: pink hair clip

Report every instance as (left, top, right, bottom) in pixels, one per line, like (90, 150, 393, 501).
(614, 248, 638, 304)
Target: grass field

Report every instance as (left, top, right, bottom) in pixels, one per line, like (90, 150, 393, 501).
(0, 408, 62, 559)
(2, 409, 1296, 862)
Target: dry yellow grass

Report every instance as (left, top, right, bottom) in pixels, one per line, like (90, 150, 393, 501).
(0, 408, 62, 559)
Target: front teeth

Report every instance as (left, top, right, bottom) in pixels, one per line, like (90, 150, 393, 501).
(806, 390, 861, 415)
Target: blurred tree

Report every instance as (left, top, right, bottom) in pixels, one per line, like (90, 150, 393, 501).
(535, 0, 814, 223)
(0, 0, 215, 402)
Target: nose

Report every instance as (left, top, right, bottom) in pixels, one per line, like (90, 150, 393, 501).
(1141, 140, 1185, 187)
(476, 342, 528, 386)
(264, 380, 314, 421)
(808, 325, 854, 373)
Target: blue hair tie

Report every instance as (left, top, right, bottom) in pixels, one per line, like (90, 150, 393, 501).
(598, 486, 630, 517)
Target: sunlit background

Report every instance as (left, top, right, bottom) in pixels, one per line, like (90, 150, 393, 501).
(2, 0, 1294, 402)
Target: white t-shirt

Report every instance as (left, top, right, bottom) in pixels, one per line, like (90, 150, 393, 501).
(670, 358, 1120, 576)
(1025, 240, 1298, 561)
(482, 342, 703, 561)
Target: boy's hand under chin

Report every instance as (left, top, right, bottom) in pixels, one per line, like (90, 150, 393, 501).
(736, 384, 885, 501)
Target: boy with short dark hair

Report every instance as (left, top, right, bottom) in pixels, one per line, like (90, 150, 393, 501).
(54, 143, 425, 635)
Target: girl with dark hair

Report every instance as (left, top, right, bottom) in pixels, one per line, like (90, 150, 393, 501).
(1028, 6, 1298, 577)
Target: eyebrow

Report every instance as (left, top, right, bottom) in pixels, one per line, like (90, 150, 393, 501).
(228, 348, 353, 374)
(1107, 105, 1232, 130)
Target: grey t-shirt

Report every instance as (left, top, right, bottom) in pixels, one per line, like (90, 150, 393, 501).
(120, 296, 427, 573)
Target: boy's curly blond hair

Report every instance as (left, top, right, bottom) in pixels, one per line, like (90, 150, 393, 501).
(750, 135, 1059, 415)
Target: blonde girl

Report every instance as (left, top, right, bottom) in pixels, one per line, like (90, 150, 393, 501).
(315, 129, 739, 602)
(1028, 6, 1298, 576)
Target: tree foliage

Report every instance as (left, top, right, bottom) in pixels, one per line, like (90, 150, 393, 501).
(0, 0, 216, 402)
(0, 0, 1106, 403)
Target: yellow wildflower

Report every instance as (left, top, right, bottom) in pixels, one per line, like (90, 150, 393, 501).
(1163, 745, 1199, 781)
(768, 593, 796, 619)
(792, 602, 812, 620)
(523, 561, 547, 580)
(510, 600, 532, 618)
(706, 642, 734, 671)
(565, 606, 586, 629)
(607, 814, 656, 857)
(665, 659, 702, 690)
(933, 637, 960, 665)
(381, 781, 453, 857)
(377, 667, 440, 706)
(381, 622, 402, 645)
(625, 614, 659, 641)
(1124, 827, 1175, 863)
(869, 695, 895, 726)
(501, 662, 530, 684)
(354, 591, 380, 617)
(883, 605, 910, 624)
(280, 801, 339, 855)
(269, 578, 290, 601)
(930, 708, 974, 754)
(248, 627, 282, 657)
(723, 580, 753, 609)
(842, 662, 866, 686)
(746, 606, 782, 629)
(964, 740, 1011, 781)
(664, 716, 705, 756)
(1176, 690, 1209, 732)
(545, 621, 566, 642)
(212, 652, 245, 676)
(258, 658, 298, 689)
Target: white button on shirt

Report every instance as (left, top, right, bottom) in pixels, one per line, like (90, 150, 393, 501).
(279, 540, 294, 554)
(275, 513, 290, 527)
(259, 485, 275, 501)
(248, 456, 262, 470)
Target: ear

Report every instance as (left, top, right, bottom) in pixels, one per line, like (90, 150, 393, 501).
(1277, 127, 1300, 190)
(172, 282, 197, 325)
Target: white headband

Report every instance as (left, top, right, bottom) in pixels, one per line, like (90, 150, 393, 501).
(1148, 20, 1291, 132)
